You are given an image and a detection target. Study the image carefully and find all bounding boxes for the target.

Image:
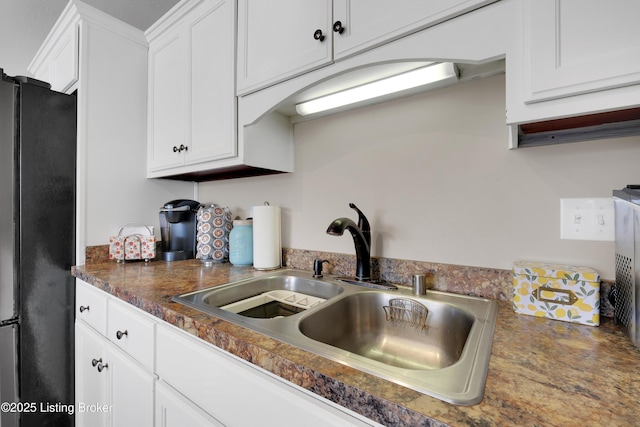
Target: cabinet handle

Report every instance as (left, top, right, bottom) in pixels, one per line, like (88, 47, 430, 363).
(91, 358, 101, 367)
(116, 330, 128, 340)
(97, 362, 108, 373)
(332, 21, 345, 34)
(172, 144, 189, 153)
(313, 29, 325, 42)
(79, 305, 89, 313)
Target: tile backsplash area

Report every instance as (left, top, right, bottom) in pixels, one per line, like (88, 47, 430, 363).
(283, 249, 614, 317)
(84, 245, 614, 317)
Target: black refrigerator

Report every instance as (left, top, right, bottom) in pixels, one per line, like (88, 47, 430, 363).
(0, 69, 76, 427)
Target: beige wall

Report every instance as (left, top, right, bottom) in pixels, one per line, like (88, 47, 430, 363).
(199, 74, 640, 280)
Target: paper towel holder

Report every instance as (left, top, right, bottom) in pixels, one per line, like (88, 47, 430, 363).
(252, 201, 282, 270)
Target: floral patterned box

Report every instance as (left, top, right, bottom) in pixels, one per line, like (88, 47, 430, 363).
(513, 261, 600, 326)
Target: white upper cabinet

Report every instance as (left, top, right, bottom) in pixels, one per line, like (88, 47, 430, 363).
(237, 0, 497, 95)
(332, 0, 497, 60)
(29, 12, 79, 92)
(525, 0, 640, 103)
(506, 0, 640, 125)
(147, 28, 189, 172)
(147, 0, 294, 180)
(236, 0, 332, 96)
(147, 0, 237, 177)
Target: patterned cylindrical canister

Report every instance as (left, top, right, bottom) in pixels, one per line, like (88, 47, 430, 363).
(196, 204, 233, 263)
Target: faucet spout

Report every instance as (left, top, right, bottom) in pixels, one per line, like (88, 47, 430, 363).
(326, 205, 371, 281)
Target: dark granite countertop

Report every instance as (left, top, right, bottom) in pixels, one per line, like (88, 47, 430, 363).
(72, 260, 640, 427)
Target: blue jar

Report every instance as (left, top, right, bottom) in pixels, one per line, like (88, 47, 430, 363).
(229, 219, 253, 266)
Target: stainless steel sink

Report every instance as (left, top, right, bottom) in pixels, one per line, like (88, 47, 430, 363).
(172, 269, 498, 405)
(298, 291, 473, 370)
(174, 270, 344, 319)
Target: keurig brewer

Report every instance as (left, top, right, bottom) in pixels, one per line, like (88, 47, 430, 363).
(159, 199, 201, 261)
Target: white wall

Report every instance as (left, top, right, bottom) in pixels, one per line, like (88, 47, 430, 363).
(0, 0, 178, 77)
(199, 74, 640, 280)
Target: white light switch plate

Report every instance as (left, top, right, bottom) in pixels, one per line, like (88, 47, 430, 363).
(560, 198, 615, 241)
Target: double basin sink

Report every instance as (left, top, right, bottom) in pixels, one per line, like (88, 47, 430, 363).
(172, 269, 498, 405)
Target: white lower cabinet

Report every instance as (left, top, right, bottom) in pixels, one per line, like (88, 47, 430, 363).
(75, 280, 155, 427)
(108, 343, 155, 427)
(155, 381, 224, 427)
(75, 322, 155, 427)
(156, 323, 378, 427)
(75, 322, 109, 427)
(76, 279, 378, 427)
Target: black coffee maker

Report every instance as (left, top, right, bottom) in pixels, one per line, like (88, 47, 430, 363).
(159, 199, 201, 261)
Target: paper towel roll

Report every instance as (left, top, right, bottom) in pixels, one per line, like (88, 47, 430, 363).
(252, 204, 281, 270)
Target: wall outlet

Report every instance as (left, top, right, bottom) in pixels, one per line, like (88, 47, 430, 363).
(560, 198, 615, 241)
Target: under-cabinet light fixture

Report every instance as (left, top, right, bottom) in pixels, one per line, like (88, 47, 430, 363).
(295, 62, 459, 117)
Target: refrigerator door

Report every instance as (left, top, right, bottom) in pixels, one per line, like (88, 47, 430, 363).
(0, 78, 16, 323)
(18, 81, 77, 427)
(0, 324, 18, 427)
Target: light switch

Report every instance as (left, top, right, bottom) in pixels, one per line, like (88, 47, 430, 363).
(560, 198, 615, 241)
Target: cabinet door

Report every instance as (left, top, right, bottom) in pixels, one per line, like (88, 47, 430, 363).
(76, 322, 109, 427)
(237, 0, 332, 95)
(50, 24, 79, 92)
(30, 23, 79, 93)
(155, 381, 224, 427)
(184, 0, 237, 165)
(77, 314, 155, 427)
(332, 0, 497, 59)
(108, 345, 155, 427)
(147, 28, 188, 171)
(524, 0, 640, 103)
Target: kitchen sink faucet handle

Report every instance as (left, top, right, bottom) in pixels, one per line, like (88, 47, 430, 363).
(313, 259, 329, 278)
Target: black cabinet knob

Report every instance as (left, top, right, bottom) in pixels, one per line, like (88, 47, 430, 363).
(97, 362, 108, 373)
(116, 330, 128, 340)
(173, 144, 188, 153)
(91, 358, 101, 367)
(313, 29, 325, 41)
(79, 305, 89, 313)
(333, 21, 345, 34)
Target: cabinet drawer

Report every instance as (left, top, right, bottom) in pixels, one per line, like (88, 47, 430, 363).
(107, 298, 155, 370)
(76, 279, 108, 335)
(156, 323, 375, 426)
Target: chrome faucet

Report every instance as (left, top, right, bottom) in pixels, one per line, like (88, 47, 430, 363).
(326, 203, 371, 281)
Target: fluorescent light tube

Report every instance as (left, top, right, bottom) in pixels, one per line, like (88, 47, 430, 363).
(295, 62, 458, 116)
